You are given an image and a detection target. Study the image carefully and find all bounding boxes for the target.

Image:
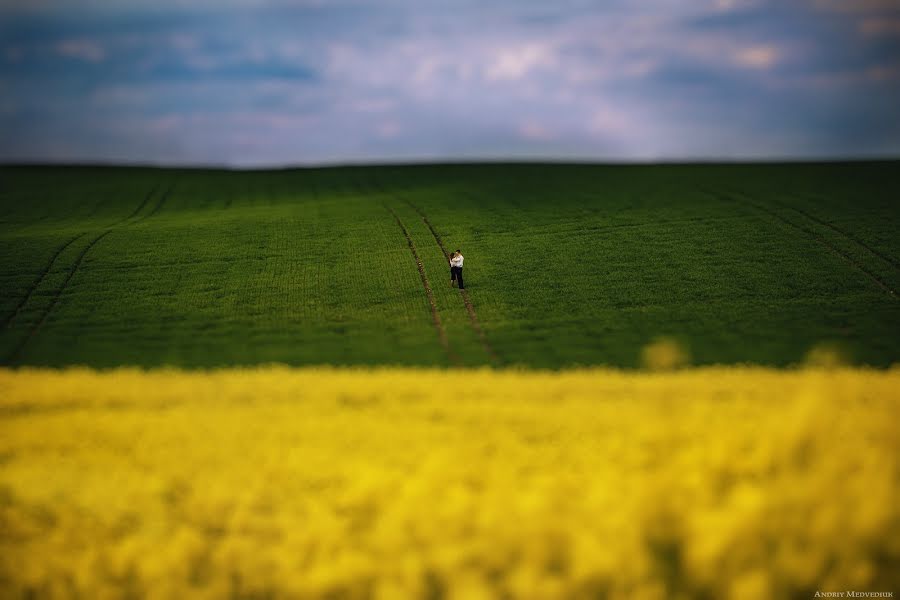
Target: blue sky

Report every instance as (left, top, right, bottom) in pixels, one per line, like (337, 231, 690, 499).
(1, 0, 899, 166)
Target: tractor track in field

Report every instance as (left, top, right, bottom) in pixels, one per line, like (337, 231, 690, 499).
(709, 189, 898, 300)
(2, 232, 86, 330)
(141, 183, 175, 221)
(404, 199, 501, 365)
(6, 229, 114, 361)
(125, 185, 160, 220)
(3, 186, 166, 334)
(383, 203, 457, 364)
(5, 183, 177, 362)
(778, 196, 900, 271)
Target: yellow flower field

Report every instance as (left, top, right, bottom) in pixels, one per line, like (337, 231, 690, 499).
(1, 367, 898, 599)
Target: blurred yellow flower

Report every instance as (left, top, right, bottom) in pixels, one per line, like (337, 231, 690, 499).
(1, 366, 897, 599)
(641, 337, 691, 370)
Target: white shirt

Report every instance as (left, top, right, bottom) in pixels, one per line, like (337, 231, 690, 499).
(450, 254, 464, 268)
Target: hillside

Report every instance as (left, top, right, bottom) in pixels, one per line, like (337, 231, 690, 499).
(1, 162, 898, 368)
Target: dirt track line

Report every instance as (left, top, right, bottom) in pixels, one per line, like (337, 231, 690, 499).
(28, 184, 172, 329)
(526, 214, 754, 238)
(3, 185, 165, 332)
(140, 183, 175, 221)
(404, 200, 501, 364)
(383, 204, 457, 364)
(2, 232, 86, 330)
(6, 230, 114, 362)
(777, 197, 900, 271)
(5, 183, 176, 363)
(125, 184, 160, 220)
(714, 190, 898, 300)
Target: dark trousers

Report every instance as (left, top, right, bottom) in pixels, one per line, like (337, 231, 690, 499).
(450, 267, 464, 289)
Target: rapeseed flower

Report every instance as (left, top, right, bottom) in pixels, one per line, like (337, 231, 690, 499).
(1, 367, 897, 599)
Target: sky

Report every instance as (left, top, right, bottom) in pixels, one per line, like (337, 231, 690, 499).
(1, 0, 899, 166)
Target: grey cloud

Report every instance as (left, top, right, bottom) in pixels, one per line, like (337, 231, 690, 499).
(1, 0, 898, 165)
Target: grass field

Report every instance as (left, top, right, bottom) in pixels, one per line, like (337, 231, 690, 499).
(2, 162, 899, 368)
(2, 366, 898, 599)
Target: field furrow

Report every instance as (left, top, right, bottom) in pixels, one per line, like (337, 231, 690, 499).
(144, 184, 173, 219)
(1, 232, 85, 330)
(780, 195, 900, 271)
(124, 184, 160, 221)
(6, 229, 114, 362)
(404, 199, 501, 364)
(724, 190, 898, 300)
(383, 203, 455, 363)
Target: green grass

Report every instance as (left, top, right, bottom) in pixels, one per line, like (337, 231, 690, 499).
(1, 162, 898, 368)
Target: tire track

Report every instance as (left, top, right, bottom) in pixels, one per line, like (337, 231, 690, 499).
(6, 230, 114, 361)
(140, 183, 175, 221)
(707, 189, 898, 300)
(383, 203, 457, 364)
(5, 183, 176, 363)
(404, 199, 501, 364)
(777, 197, 900, 271)
(124, 184, 160, 220)
(2, 232, 86, 329)
(517, 214, 753, 238)
(4, 185, 164, 333)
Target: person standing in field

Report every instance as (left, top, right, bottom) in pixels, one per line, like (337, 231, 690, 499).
(449, 251, 458, 286)
(450, 249, 464, 289)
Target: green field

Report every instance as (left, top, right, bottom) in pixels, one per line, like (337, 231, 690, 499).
(1, 162, 898, 368)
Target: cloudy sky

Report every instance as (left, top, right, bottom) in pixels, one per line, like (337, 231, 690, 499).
(1, 0, 899, 166)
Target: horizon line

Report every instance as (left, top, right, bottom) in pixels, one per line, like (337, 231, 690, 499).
(2, 155, 900, 172)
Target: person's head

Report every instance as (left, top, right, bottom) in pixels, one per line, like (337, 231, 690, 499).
(456, 249, 461, 254)
(449, 251, 457, 258)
